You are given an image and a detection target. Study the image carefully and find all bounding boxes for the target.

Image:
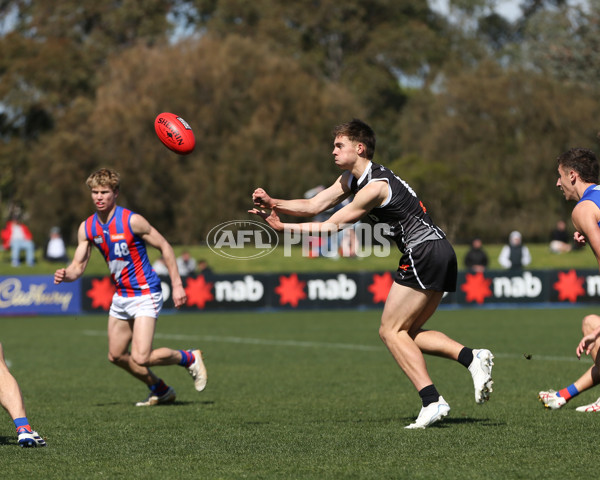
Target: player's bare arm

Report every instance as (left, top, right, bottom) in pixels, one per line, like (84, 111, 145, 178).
(327, 180, 387, 226)
(252, 173, 351, 217)
(572, 201, 600, 268)
(572, 200, 600, 357)
(251, 180, 387, 233)
(54, 222, 92, 284)
(130, 214, 187, 308)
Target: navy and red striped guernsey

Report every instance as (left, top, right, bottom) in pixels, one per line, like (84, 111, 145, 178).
(84, 206, 161, 297)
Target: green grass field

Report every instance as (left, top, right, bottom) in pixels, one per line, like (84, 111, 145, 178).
(1, 307, 599, 479)
(1, 241, 597, 276)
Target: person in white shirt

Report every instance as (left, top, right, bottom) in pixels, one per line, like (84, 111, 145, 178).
(152, 256, 169, 276)
(498, 231, 531, 270)
(44, 227, 68, 263)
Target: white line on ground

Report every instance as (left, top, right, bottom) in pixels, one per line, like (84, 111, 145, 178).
(82, 330, 381, 351)
(82, 329, 588, 362)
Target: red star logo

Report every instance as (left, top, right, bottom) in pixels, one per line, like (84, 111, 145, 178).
(275, 274, 306, 307)
(461, 272, 492, 304)
(368, 272, 393, 303)
(86, 277, 115, 310)
(185, 276, 214, 309)
(553, 270, 585, 303)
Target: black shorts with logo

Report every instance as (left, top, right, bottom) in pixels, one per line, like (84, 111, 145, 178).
(394, 239, 457, 292)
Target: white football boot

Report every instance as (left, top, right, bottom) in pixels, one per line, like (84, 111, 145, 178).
(187, 349, 208, 392)
(405, 397, 451, 429)
(575, 397, 600, 412)
(135, 386, 176, 407)
(468, 349, 494, 404)
(538, 390, 567, 409)
(17, 429, 47, 448)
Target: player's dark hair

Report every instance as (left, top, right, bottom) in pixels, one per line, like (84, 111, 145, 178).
(557, 148, 599, 183)
(86, 168, 121, 192)
(333, 119, 376, 160)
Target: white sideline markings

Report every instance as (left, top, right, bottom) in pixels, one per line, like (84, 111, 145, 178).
(82, 329, 586, 362)
(82, 330, 380, 352)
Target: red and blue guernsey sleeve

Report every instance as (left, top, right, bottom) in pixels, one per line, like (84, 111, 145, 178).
(85, 207, 162, 297)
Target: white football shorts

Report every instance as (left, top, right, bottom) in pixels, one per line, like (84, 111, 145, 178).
(109, 292, 163, 320)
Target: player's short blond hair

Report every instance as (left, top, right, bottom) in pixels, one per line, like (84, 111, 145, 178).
(86, 168, 120, 192)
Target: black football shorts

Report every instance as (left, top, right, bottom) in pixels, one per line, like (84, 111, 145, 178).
(394, 239, 457, 292)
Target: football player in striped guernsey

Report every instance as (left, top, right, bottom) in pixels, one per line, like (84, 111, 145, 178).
(54, 168, 207, 406)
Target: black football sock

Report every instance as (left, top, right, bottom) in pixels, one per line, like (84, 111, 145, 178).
(458, 347, 474, 368)
(418, 384, 440, 407)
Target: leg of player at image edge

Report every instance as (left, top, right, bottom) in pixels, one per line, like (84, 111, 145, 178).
(538, 386, 600, 412)
(405, 348, 494, 429)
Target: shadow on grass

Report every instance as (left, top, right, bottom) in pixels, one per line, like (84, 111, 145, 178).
(399, 416, 506, 428)
(0, 435, 16, 446)
(443, 417, 506, 427)
(93, 400, 215, 407)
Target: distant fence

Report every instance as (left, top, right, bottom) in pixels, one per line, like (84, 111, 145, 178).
(1, 268, 599, 316)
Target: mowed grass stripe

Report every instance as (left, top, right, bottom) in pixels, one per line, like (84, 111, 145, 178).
(1, 307, 599, 479)
(82, 329, 382, 352)
(83, 329, 590, 362)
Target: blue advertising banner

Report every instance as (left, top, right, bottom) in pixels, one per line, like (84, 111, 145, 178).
(0, 275, 81, 315)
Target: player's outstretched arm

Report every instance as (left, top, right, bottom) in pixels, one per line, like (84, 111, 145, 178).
(131, 214, 187, 308)
(252, 188, 318, 217)
(573, 201, 600, 270)
(250, 180, 386, 234)
(248, 208, 286, 231)
(54, 222, 91, 284)
(252, 174, 351, 217)
(252, 188, 275, 209)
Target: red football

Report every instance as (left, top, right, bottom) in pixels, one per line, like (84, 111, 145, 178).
(154, 112, 196, 155)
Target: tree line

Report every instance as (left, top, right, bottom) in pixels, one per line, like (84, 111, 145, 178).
(0, 0, 598, 246)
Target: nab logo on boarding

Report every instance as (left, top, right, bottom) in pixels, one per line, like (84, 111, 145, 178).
(307, 274, 357, 300)
(207, 220, 279, 260)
